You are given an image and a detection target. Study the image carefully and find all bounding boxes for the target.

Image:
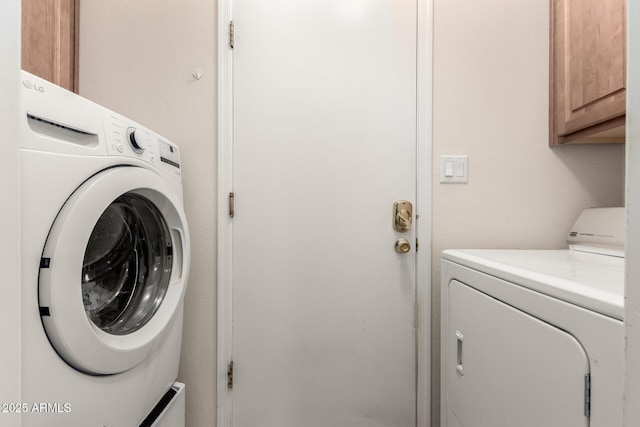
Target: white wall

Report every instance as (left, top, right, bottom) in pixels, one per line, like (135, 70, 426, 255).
(625, 0, 640, 425)
(432, 0, 626, 424)
(78, 2, 217, 426)
(0, 0, 22, 419)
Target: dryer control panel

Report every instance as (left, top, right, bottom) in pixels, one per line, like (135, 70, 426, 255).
(568, 207, 624, 257)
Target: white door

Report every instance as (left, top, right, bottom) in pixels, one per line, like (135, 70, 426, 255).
(232, 1, 418, 425)
(445, 281, 590, 427)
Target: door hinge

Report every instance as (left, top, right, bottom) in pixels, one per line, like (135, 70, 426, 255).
(229, 192, 235, 218)
(584, 373, 591, 417)
(229, 20, 235, 49)
(416, 238, 419, 252)
(227, 361, 234, 389)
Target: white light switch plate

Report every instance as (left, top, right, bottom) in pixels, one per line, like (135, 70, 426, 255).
(440, 155, 468, 183)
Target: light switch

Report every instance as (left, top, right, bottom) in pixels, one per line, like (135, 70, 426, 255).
(440, 155, 468, 183)
(445, 161, 454, 177)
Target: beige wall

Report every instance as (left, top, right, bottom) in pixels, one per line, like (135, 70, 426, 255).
(432, 0, 625, 424)
(78, 1, 217, 426)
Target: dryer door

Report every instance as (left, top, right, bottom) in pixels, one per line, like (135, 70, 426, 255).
(39, 166, 190, 375)
(445, 280, 589, 427)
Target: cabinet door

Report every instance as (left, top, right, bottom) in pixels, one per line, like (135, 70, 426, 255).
(445, 280, 589, 427)
(550, 0, 626, 145)
(22, 0, 77, 92)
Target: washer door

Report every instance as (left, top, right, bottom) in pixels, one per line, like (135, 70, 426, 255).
(39, 166, 190, 375)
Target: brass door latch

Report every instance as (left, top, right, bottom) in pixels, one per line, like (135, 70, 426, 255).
(393, 200, 412, 232)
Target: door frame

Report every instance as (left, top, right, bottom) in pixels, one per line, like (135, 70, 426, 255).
(216, 1, 433, 425)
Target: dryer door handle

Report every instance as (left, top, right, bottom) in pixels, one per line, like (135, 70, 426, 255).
(456, 330, 464, 376)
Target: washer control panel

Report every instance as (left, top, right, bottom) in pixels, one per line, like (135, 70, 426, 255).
(158, 138, 181, 169)
(102, 111, 181, 179)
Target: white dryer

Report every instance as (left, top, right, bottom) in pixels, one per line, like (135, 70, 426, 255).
(440, 208, 624, 427)
(18, 71, 190, 426)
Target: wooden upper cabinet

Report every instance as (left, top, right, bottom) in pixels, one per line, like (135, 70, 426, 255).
(22, 0, 78, 93)
(550, 0, 626, 146)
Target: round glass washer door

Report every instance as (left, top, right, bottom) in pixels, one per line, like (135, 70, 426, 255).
(39, 166, 190, 375)
(82, 192, 172, 336)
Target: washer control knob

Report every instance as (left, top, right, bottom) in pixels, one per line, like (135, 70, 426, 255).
(126, 127, 144, 154)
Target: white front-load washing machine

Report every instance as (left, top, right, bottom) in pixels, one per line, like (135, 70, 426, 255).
(18, 71, 190, 426)
(440, 208, 624, 427)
